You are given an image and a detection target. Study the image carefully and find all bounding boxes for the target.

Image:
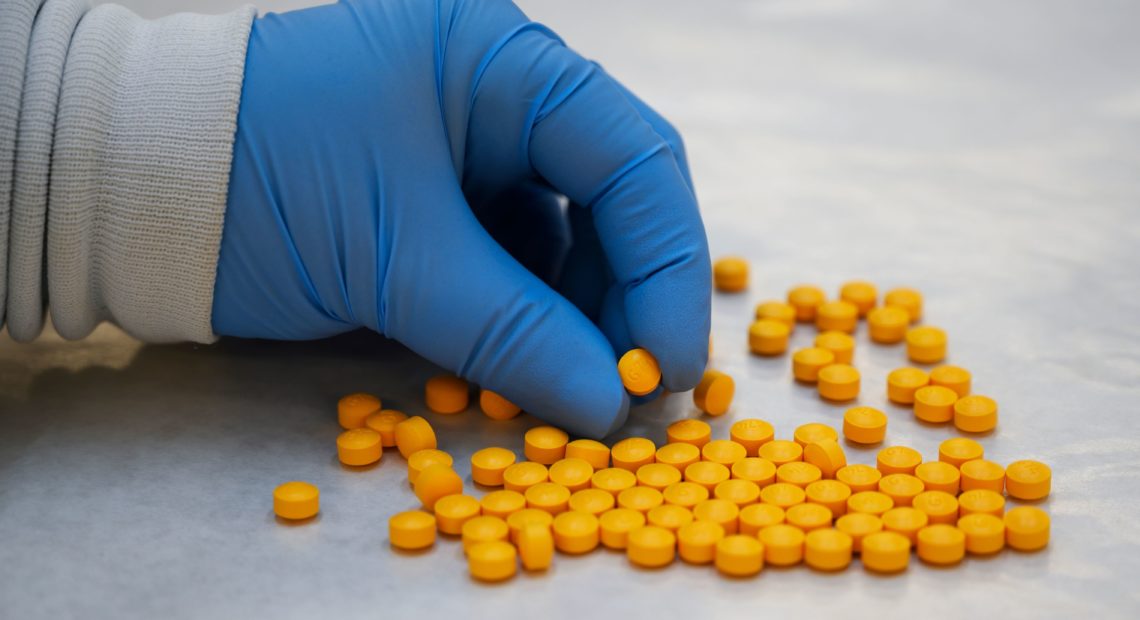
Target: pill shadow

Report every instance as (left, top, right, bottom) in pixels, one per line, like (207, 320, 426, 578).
(331, 454, 381, 473)
(271, 512, 321, 526)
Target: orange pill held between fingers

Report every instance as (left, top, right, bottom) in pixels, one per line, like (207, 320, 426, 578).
(657, 443, 701, 471)
(611, 437, 657, 471)
(884, 287, 923, 322)
(565, 439, 611, 470)
(959, 459, 1005, 494)
(839, 280, 878, 316)
(843, 407, 887, 445)
(787, 285, 826, 321)
(471, 447, 516, 487)
(939, 437, 984, 467)
(618, 348, 661, 396)
(524, 426, 569, 465)
(929, 365, 971, 397)
(755, 301, 797, 330)
(667, 419, 713, 447)
(389, 510, 437, 550)
(394, 416, 437, 459)
(867, 306, 910, 344)
(914, 385, 958, 423)
(818, 364, 860, 402)
(803, 439, 847, 478)
(729, 419, 775, 456)
(816, 300, 858, 333)
(337, 393, 381, 430)
(792, 347, 836, 383)
(814, 331, 855, 364)
(886, 367, 930, 405)
(365, 409, 407, 447)
(954, 395, 998, 433)
(1004, 506, 1050, 551)
(957, 513, 1005, 555)
(414, 464, 464, 511)
(713, 256, 749, 292)
(836, 464, 882, 493)
(425, 375, 469, 414)
(877, 446, 923, 475)
(749, 319, 791, 356)
(479, 389, 521, 420)
(1005, 460, 1052, 500)
(336, 428, 383, 466)
(694, 370, 735, 416)
(777, 461, 822, 489)
(906, 326, 947, 364)
(273, 481, 319, 521)
(434, 494, 482, 535)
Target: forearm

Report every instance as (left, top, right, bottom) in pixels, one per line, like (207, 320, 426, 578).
(0, 0, 254, 343)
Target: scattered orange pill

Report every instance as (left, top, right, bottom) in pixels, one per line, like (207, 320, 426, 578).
(524, 426, 569, 465)
(755, 300, 796, 330)
(916, 524, 965, 566)
(714, 479, 762, 507)
(959, 459, 1005, 494)
(694, 370, 735, 416)
(906, 326, 947, 364)
(939, 437, 984, 467)
(435, 494, 481, 535)
(758, 524, 805, 566)
(470, 447, 516, 486)
(637, 463, 683, 491)
(886, 367, 930, 404)
(731, 457, 777, 486)
(647, 504, 695, 533)
(713, 256, 749, 292)
(656, 442, 701, 471)
(816, 300, 858, 333)
(805, 480, 852, 518)
(758, 439, 803, 466)
(273, 481, 319, 521)
(729, 418, 775, 456)
(627, 525, 676, 568)
(787, 285, 827, 321)
(684, 461, 732, 491)
(749, 319, 790, 356)
(878, 474, 925, 507)
(836, 464, 882, 493)
(461, 515, 510, 552)
(702, 439, 747, 466)
(525, 482, 572, 515)
(337, 392, 381, 430)
(678, 520, 726, 564)
(954, 395, 998, 433)
(611, 437, 657, 471)
(1006, 460, 1051, 500)
(1004, 506, 1050, 551)
(365, 409, 407, 447)
(394, 416, 437, 459)
(929, 365, 971, 397)
(958, 489, 1005, 518)
(517, 523, 554, 571)
(957, 513, 1005, 555)
(663, 481, 711, 509)
(803, 439, 847, 479)
(693, 498, 741, 535)
(617, 486, 665, 514)
(786, 502, 833, 532)
(912, 491, 959, 525)
(414, 464, 463, 510)
(805, 528, 854, 571)
(759, 482, 807, 510)
(390, 510, 437, 550)
(425, 375, 469, 414)
(480, 490, 527, 519)
(552, 511, 600, 554)
(568, 489, 615, 516)
(915, 461, 961, 495)
(599, 508, 646, 549)
(591, 467, 637, 497)
(478, 389, 520, 420)
(666, 419, 712, 447)
(839, 280, 878, 316)
(467, 540, 517, 581)
(914, 385, 958, 423)
(506, 509, 553, 544)
(739, 504, 786, 536)
(336, 428, 383, 466)
(792, 347, 837, 383)
(777, 461, 823, 489)
(867, 306, 909, 344)
(847, 491, 894, 517)
(549, 458, 595, 492)
(818, 364, 860, 401)
(861, 531, 910, 573)
(835, 512, 882, 553)
(877, 446, 922, 475)
(502, 461, 549, 493)
(565, 439, 610, 470)
(407, 449, 453, 484)
(618, 348, 661, 396)
(814, 331, 855, 364)
(881, 506, 928, 543)
(884, 287, 923, 322)
(843, 407, 887, 445)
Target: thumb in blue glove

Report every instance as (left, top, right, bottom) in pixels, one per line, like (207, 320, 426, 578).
(212, 0, 711, 438)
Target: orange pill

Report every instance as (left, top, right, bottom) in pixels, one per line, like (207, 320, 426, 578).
(1005, 460, 1051, 500)
(758, 524, 805, 566)
(394, 416, 437, 459)
(816, 300, 858, 333)
(684, 461, 732, 491)
(506, 508, 553, 544)
(693, 498, 741, 535)
(886, 367, 930, 405)
(835, 512, 882, 552)
(803, 439, 847, 479)
(273, 481, 320, 521)
(814, 331, 855, 365)
(787, 285, 826, 321)
(1004, 506, 1050, 551)
(750, 319, 790, 356)
(599, 508, 646, 549)
(914, 385, 958, 423)
(617, 486, 665, 514)
(364, 409, 407, 447)
(729, 419, 775, 456)
(591, 467, 637, 497)
(611, 437, 657, 472)
(836, 464, 882, 493)
(758, 439, 803, 466)
(627, 525, 676, 568)
(755, 300, 797, 330)
(916, 524, 965, 566)
(777, 462, 823, 489)
(786, 502, 833, 532)
(817, 364, 860, 401)
(678, 520, 727, 564)
(435, 494, 482, 534)
(693, 370, 735, 416)
(861, 531, 910, 573)
(713, 256, 749, 292)
(666, 419, 712, 447)
(878, 474, 925, 507)
(471, 447, 516, 486)
(915, 461, 960, 495)
(565, 439, 610, 470)
(884, 287, 923, 322)
(906, 326, 947, 364)
(792, 347, 836, 383)
(568, 488, 615, 516)
(702, 439, 747, 466)
(739, 503, 786, 536)
(957, 513, 1005, 555)
(842, 407, 887, 445)
(502, 462, 549, 493)
(714, 479, 762, 507)
(867, 306, 909, 344)
(794, 422, 839, 447)
(759, 482, 806, 510)
(939, 437, 984, 467)
(549, 458, 595, 492)
(390, 510, 437, 550)
(647, 504, 695, 533)
(959, 459, 1005, 494)
(805, 480, 852, 518)
(337, 393, 381, 430)
(425, 375, 469, 414)
(517, 523, 554, 571)
(839, 280, 878, 316)
(663, 481, 710, 509)
(958, 489, 1005, 518)
(731, 457, 777, 486)
(929, 365, 971, 397)
(954, 395, 998, 433)
(414, 464, 464, 510)
(656, 442, 701, 471)
(636, 463, 683, 491)
(618, 348, 661, 396)
(912, 491, 959, 525)
(847, 491, 894, 517)
(525, 482, 572, 515)
(336, 428, 383, 466)
(480, 490, 527, 519)
(479, 389, 520, 420)
(524, 426, 569, 465)
(877, 446, 922, 475)
(552, 511, 600, 554)
(408, 449, 454, 484)
(805, 528, 854, 571)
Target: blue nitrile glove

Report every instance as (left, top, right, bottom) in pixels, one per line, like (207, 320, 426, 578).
(212, 0, 711, 438)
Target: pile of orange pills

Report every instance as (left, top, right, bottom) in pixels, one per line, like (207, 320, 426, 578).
(272, 263, 1051, 584)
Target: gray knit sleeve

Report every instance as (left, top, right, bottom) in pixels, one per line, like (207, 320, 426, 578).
(1, 0, 255, 343)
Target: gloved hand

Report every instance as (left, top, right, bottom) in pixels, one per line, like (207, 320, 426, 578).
(212, 0, 711, 438)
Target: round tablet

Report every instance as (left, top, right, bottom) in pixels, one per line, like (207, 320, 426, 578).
(758, 482, 806, 510)
(878, 473, 925, 507)
(929, 365, 971, 397)
(839, 280, 878, 316)
(794, 422, 839, 447)
(693, 498, 741, 535)
(470, 447, 516, 487)
(758, 440, 803, 466)
(524, 426, 569, 464)
(394, 416, 436, 459)
(663, 481, 710, 509)
(618, 348, 661, 396)
(502, 461, 549, 493)
(702, 439, 747, 466)
(957, 513, 1005, 554)
(684, 461, 731, 491)
(552, 510, 600, 554)
(729, 419, 775, 456)
(805, 480, 852, 518)
(786, 502, 833, 532)
(408, 449, 453, 484)
(938, 437, 984, 467)
(390, 510, 437, 550)
(731, 457, 777, 486)
(714, 479, 761, 507)
(713, 256, 749, 292)
(843, 407, 887, 445)
(273, 481, 319, 521)
(776, 461, 823, 489)
(693, 370, 735, 416)
(364, 409, 407, 447)
(336, 428, 382, 466)
(1004, 506, 1050, 551)
(517, 523, 554, 571)
(467, 541, 516, 581)
(958, 489, 1005, 518)
(337, 392, 381, 429)
(835, 512, 882, 552)
(816, 300, 858, 333)
(549, 457, 595, 492)
(617, 486, 664, 514)
(565, 439, 611, 470)
(912, 491, 959, 525)
(792, 347, 836, 383)
(814, 331, 855, 364)
(914, 385, 958, 423)
(886, 367, 930, 404)
(749, 319, 790, 356)
(867, 306, 909, 343)
(954, 395, 998, 433)
(757, 524, 805, 566)
(478, 389, 521, 420)
(884, 287, 923, 322)
(666, 419, 713, 447)
(1005, 460, 1051, 500)
(881, 506, 928, 544)
(434, 494, 481, 534)
(678, 520, 726, 564)
(413, 464, 463, 510)
(739, 503, 786, 536)
(906, 326, 947, 364)
(787, 285, 826, 321)
(861, 531, 910, 573)
(506, 508, 553, 544)
(657, 443, 701, 471)
(611, 437, 657, 471)
(836, 464, 882, 493)
(915, 461, 961, 495)
(755, 300, 796, 330)
(636, 463, 683, 491)
(959, 459, 1005, 493)
(424, 375, 469, 414)
(818, 364, 860, 402)
(647, 504, 695, 533)
(877, 446, 922, 475)
(461, 515, 509, 552)
(805, 528, 853, 571)
(480, 490, 526, 519)
(627, 525, 677, 568)
(567, 489, 615, 516)
(599, 508, 646, 549)
(916, 524, 965, 565)
(803, 439, 847, 479)
(716, 535, 765, 577)
(524, 482, 572, 515)
(590, 467, 637, 497)
(847, 491, 894, 517)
